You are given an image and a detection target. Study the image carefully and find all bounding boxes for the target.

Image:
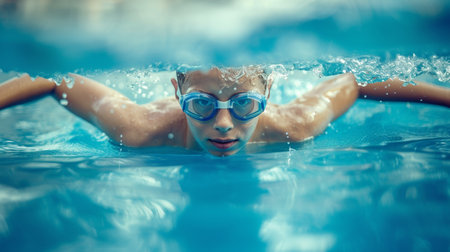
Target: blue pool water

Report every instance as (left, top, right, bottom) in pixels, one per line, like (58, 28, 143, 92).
(1, 63, 449, 251)
(1, 0, 450, 251)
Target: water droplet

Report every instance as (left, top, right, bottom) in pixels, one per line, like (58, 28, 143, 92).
(121, 104, 127, 109)
(110, 109, 115, 114)
(60, 99, 68, 106)
(168, 133, 174, 139)
(49, 78, 59, 86)
(80, 79, 85, 84)
(63, 76, 75, 89)
(385, 92, 389, 96)
(105, 79, 111, 86)
(62, 93, 67, 99)
(233, 87, 237, 91)
(363, 95, 367, 98)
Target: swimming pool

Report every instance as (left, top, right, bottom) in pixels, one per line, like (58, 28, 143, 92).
(1, 1, 450, 251)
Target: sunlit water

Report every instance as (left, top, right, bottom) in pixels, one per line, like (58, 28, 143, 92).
(1, 0, 450, 251)
(1, 55, 449, 251)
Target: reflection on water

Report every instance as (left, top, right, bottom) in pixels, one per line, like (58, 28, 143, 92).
(0, 134, 449, 251)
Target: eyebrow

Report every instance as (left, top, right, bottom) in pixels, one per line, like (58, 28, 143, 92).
(186, 89, 219, 99)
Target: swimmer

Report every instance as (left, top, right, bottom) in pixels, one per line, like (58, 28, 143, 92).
(0, 67, 449, 156)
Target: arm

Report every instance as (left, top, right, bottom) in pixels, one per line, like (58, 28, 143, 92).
(260, 73, 449, 143)
(359, 78, 450, 107)
(0, 73, 141, 143)
(53, 74, 156, 145)
(0, 73, 178, 146)
(55, 74, 187, 147)
(0, 74, 55, 109)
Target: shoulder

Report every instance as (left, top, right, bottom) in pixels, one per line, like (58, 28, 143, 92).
(118, 98, 188, 147)
(252, 100, 333, 143)
(251, 73, 359, 144)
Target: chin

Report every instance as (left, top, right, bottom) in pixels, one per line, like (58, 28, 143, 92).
(208, 148, 240, 157)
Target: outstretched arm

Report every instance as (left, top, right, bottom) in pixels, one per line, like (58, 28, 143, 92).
(359, 78, 450, 107)
(261, 73, 449, 143)
(0, 74, 175, 146)
(0, 74, 55, 109)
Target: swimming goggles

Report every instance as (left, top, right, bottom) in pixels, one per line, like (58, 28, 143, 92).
(178, 90, 267, 121)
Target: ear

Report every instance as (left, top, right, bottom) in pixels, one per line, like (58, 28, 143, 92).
(171, 78, 179, 100)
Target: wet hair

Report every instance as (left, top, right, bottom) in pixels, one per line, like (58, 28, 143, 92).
(176, 67, 268, 94)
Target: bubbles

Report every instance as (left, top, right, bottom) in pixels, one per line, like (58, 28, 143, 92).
(168, 133, 174, 140)
(119, 134, 123, 152)
(59, 99, 68, 106)
(63, 76, 75, 88)
(51, 74, 75, 88)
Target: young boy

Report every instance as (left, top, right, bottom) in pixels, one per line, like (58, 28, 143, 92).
(0, 67, 449, 156)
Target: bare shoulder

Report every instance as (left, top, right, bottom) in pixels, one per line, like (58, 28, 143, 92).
(253, 101, 332, 143)
(115, 98, 187, 147)
(252, 73, 358, 143)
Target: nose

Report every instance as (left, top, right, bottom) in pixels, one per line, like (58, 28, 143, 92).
(213, 109, 234, 133)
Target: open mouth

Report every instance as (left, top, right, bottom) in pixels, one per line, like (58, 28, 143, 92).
(208, 138, 239, 150)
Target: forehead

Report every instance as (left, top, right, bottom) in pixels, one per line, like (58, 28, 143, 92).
(182, 68, 266, 96)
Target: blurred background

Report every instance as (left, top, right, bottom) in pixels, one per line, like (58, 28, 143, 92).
(0, 0, 449, 73)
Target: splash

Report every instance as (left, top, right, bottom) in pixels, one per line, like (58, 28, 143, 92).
(8, 54, 442, 107)
(288, 54, 450, 84)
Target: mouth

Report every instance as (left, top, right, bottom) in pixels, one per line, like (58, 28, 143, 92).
(208, 138, 239, 150)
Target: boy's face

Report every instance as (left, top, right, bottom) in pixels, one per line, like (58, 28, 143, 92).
(173, 68, 267, 156)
